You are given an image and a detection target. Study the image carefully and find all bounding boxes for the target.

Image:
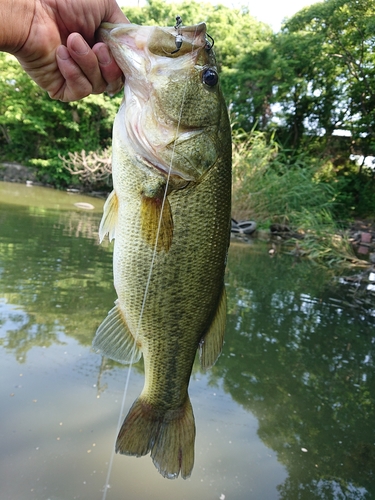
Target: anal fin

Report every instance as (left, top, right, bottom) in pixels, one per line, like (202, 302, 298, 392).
(93, 300, 142, 364)
(199, 287, 227, 370)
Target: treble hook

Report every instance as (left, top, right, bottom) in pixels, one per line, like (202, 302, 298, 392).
(205, 33, 215, 51)
(168, 16, 213, 55)
(170, 15, 183, 54)
(174, 16, 183, 30)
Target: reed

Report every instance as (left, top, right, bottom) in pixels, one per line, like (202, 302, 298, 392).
(232, 129, 367, 269)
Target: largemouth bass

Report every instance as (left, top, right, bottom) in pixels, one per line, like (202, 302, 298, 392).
(93, 20, 232, 479)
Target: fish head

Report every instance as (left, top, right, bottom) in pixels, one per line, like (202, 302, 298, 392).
(99, 22, 229, 184)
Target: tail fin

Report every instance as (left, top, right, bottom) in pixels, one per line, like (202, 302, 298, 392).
(116, 396, 195, 479)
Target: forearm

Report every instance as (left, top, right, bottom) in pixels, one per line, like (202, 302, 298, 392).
(0, 0, 35, 53)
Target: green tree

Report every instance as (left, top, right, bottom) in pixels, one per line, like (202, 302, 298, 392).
(274, 0, 375, 157)
(1, 1, 271, 185)
(0, 52, 121, 185)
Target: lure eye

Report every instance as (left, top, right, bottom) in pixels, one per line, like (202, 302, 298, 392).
(202, 68, 218, 87)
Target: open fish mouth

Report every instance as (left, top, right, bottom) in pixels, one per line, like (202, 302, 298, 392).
(99, 22, 208, 61)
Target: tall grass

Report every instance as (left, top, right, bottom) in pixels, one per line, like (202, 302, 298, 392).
(232, 129, 335, 223)
(232, 129, 366, 268)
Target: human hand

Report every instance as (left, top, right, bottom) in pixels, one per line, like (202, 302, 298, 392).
(7, 0, 128, 102)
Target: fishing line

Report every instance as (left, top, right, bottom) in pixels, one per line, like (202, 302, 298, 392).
(101, 370, 131, 499)
(101, 21, 199, 500)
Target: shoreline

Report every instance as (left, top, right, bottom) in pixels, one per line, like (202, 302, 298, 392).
(0, 161, 108, 198)
(2, 161, 374, 266)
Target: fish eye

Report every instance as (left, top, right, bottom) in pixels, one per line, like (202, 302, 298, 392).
(202, 68, 218, 87)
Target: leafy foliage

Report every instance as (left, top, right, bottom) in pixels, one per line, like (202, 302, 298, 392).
(274, 0, 375, 156)
(231, 128, 369, 268)
(232, 128, 336, 222)
(0, 52, 121, 186)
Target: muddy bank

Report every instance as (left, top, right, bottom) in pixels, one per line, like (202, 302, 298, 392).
(3, 161, 374, 263)
(0, 161, 107, 197)
(0, 162, 39, 184)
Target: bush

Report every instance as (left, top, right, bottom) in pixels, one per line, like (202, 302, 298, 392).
(59, 148, 112, 191)
(232, 129, 336, 224)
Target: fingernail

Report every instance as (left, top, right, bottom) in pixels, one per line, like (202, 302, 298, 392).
(56, 45, 70, 61)
(71, 35, 89, 55)
(106, 78, 124, 96)
(97, 45, 112, 65)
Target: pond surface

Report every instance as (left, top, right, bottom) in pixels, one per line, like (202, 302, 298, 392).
(1, 181, 374, 500)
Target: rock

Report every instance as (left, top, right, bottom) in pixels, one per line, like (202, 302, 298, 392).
(361, 232, 372, 244)
(270, 223, 290, 233)
(74, 202, 95, 210)
(0, 162, 38, 183)
(358, 245, 369, 255)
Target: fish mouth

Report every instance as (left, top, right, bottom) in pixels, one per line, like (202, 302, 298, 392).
(98, 22, 208, 83)
(99, 22, 208, 57)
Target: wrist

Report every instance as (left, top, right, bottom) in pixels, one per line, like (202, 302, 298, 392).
(0, 0, 35, 53)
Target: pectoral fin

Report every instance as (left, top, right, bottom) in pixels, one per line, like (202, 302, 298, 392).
(199, 287, 227, 370)
(141, 196, 173, 252)
(93, 300, 142, 364)
(99, 190, 118, 243)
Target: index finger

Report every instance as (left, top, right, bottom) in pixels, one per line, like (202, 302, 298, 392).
(54, 43, 101, 101)
(67, 34, 108, 93)
(93, 42, 124, 95)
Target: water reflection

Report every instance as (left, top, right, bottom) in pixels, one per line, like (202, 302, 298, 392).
(0, 185, 115, 356)
(222, 243, 375, 499)
(1, 183, 374, 499)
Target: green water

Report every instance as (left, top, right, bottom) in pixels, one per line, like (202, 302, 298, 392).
(1, 182, 374, 500)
